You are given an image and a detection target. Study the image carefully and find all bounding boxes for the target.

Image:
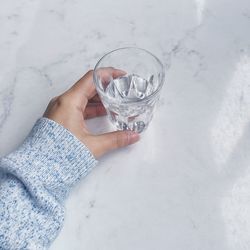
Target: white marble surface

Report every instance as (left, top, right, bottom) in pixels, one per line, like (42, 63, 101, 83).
(1, 0, 250, 249)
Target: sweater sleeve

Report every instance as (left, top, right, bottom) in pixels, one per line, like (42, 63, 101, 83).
(0, 117, 97, 249)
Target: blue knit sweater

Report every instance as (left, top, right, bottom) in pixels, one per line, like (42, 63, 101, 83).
(0, 118, 97, 249)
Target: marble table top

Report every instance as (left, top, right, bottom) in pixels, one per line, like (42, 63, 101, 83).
(1, 0, 250, 249)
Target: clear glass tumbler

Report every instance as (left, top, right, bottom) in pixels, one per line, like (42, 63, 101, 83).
(93, 47, 165, 133)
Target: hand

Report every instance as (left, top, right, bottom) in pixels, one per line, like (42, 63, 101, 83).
(43, 69, 140, 158)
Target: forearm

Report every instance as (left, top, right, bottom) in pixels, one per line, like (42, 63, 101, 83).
(0, 118, 97, 249)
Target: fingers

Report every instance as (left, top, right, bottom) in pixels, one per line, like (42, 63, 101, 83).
(90, 130, 140, 157)
(68, 68, 126, 109)
(96, 67, 126, 88)
(96, 67, 126, 81)
(84, 103, 107, 119)
(69, 70, 96, 100)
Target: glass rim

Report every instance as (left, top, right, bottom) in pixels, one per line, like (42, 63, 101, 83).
(93, 47, 165, 104)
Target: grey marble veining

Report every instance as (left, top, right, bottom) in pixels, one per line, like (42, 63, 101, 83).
(1, 0, 250, 249)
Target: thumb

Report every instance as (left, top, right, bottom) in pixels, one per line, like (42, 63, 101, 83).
(94, 130, 140, 157)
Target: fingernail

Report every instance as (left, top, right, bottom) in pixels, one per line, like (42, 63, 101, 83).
(128, 131, 140, 144)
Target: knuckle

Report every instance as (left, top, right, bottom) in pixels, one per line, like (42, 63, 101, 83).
(55, 95, 66, 106)
(115, 133, 126, 148)
(56, 95, 74, 107)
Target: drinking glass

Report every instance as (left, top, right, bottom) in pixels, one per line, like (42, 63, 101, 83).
(93, 47, 165, 133)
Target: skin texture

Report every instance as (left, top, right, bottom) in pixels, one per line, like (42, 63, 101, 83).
(43, 69, 140, 158)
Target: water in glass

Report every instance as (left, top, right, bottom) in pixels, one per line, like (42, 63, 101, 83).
(103, 74, 157, 133)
